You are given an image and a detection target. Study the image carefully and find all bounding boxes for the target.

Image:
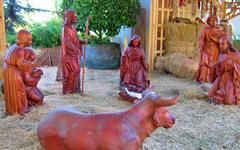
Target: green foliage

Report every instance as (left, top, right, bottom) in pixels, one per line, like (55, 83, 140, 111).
(4, 0, 57, 33)
(30, 19, 62, 48)
(233, 40, 240, 51)
(233, 34, 240, 50)
(4, 0, 28, 33)
(6, 33, 16, 46)
(60, 0, 140, 44)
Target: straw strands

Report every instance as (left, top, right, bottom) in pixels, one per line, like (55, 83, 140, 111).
(0, 67, 240, 150)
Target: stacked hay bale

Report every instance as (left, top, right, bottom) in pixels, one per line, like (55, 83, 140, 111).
(154, 20, 207, 80)
(165, 22, 204, 60)
(163, 52, 199, 80)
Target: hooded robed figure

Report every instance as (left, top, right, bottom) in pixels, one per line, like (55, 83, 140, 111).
(61, 9, 85, 94)
(119, 35, 150, 102)
(208, 36, 240, 105)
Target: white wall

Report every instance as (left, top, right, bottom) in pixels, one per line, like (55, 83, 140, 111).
(112, 27, 132, 53)
(113, 0, 151, 53)
(230, 16, 240, 36)
(139, 0, 151, 58)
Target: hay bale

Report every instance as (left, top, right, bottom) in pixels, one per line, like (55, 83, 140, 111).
(165, 41, 198, 59)
(165, 22, 198, 43)
(178, 86, 207, 100)
(154, 56, 165, 73)
(164, 52, 198, 80)
(165, 22, 205, 60)
(178, 82, 211, 100)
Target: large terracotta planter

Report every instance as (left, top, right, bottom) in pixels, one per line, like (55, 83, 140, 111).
(82, 43, 121, 69)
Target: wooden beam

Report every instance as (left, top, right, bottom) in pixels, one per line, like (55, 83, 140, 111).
(224, 2, 240, 21)
(0, 0, 6, 53)
(0, 0, 6, 80)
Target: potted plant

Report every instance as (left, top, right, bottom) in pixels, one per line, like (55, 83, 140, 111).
(60, 0, 140, 69)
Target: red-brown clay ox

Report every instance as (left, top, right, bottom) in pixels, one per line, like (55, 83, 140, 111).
(37, 91, 179, 150)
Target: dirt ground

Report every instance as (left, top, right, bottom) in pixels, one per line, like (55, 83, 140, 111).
(0, 67, 240, 150)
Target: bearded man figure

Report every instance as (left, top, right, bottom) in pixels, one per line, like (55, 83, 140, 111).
(196, 15, 225, 83)
(61, 9, 86, 94)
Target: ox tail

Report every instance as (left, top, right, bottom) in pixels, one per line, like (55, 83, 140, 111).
(155, 95, 180, 107)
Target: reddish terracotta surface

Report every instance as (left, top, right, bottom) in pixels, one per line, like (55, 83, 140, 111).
(208, 36, 240, 105)
(196, 15, 225, 83)
(61, 9, 85, 94)
(38, 91, 179, 150)
(120, 35, 149, 95)
(24, 48, 44, 106)
(3, 30, 42, 115)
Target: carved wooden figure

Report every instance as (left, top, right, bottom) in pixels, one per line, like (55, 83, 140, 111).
(24, 48, 44, 106)
(38, 90, 179, 150)
(196, 15, 225, 83)
(61, 9, 85, 94)
(3, 30, 38, 115)
(120, 35, 150, 102)
(208, 36, 240, 105)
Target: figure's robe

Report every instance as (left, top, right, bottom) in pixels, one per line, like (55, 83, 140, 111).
(61, 25, 82, 94)
(3, 45, 33, 115)
(120, 47, 149, 93)
(196, 26, 223, 83)
(208, 52, 240, 105)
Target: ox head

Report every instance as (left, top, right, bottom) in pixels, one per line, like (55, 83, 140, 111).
(142, 87, 179, 129)
(153, 95, 179, 129)
(153, 107, 176, 129)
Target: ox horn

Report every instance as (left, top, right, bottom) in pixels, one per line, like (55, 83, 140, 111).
(155, 95, 180, 107)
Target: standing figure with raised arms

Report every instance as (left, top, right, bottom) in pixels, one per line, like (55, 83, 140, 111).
(196, 15, 225, 83)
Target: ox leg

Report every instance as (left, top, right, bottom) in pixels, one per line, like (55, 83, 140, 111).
(39, 136, 66, 150)
(120, 139, 141, 150)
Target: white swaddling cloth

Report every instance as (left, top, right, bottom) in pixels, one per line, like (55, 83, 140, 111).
(124, 87, 142, 99)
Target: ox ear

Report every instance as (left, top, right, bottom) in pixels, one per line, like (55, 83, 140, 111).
(153, 112, 161, 127)
(155, 95, 180, 107)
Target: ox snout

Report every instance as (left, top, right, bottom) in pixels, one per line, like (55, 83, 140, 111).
(163, 114, 175, 129)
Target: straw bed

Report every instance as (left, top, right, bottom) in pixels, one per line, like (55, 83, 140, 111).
(0, 67, 240, 150)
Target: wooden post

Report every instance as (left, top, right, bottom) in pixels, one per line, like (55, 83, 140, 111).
(220, 1, 226, 20)
(0, 0, 6, 53)
(0, 0, 6, 79)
